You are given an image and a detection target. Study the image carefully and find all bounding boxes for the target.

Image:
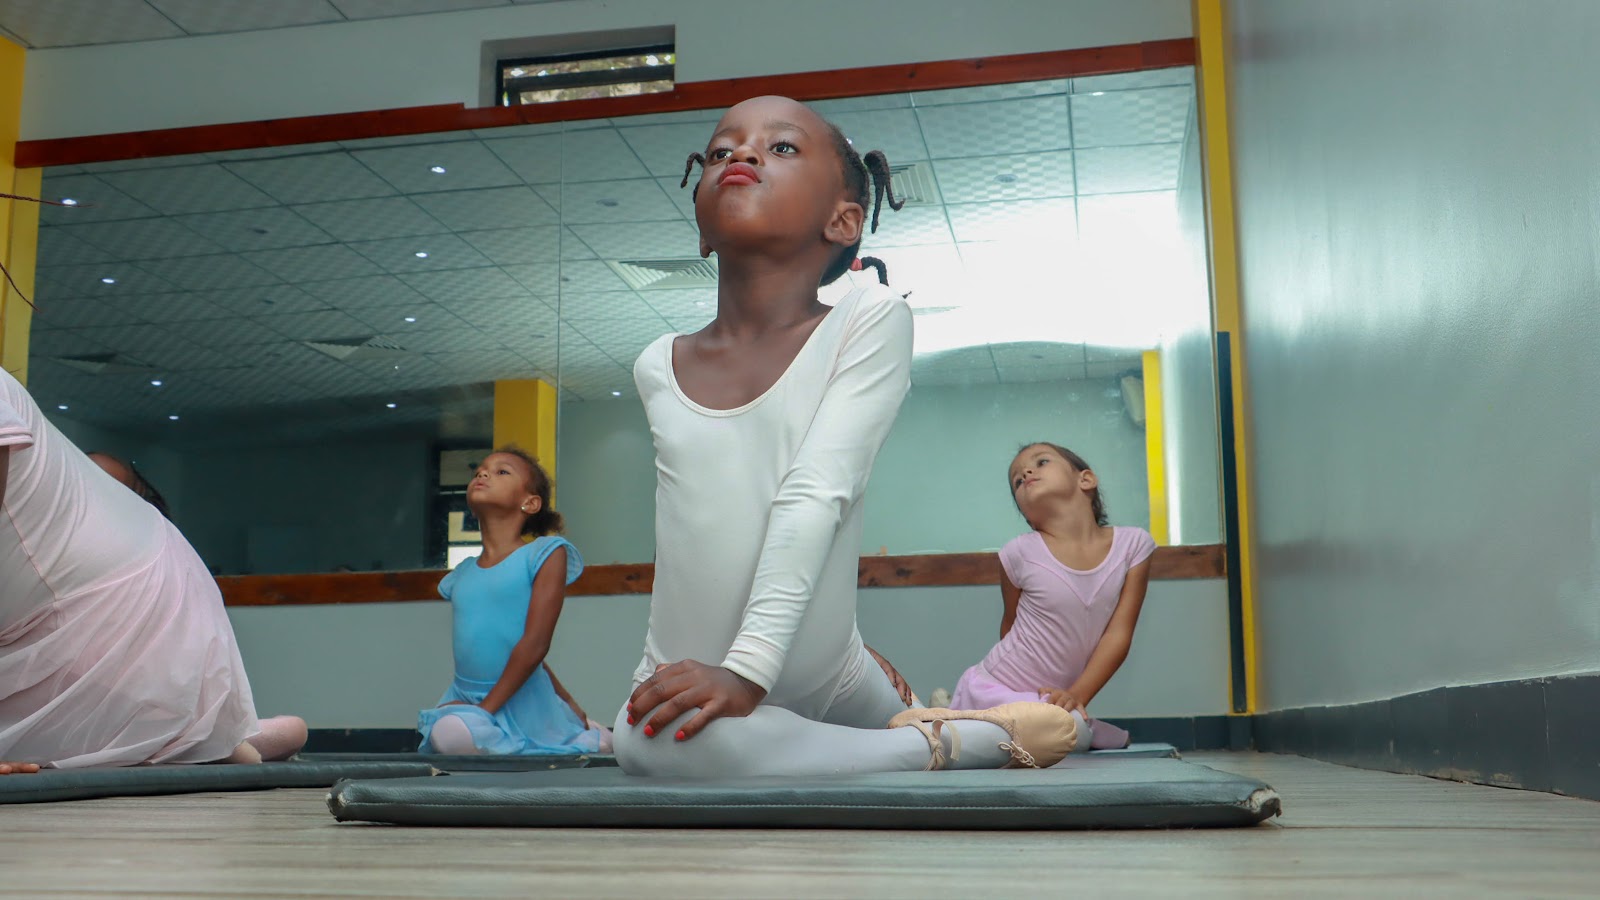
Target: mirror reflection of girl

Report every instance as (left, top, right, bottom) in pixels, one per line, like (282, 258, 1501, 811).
(0, 371, 306, 774)
(417, 448, 609, 756)
(615, 96, 1080, 777)
(950, 444, 1156, 750)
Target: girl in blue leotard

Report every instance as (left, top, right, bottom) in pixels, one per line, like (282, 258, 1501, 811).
(417, 447, 608, 755)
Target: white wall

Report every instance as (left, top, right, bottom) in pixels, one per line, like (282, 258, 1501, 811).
(20, 0, 1191, 140)
(559, 377, 1151, 565)
(229, 578, 1231, 728)
(1228, 0, 1600, 709)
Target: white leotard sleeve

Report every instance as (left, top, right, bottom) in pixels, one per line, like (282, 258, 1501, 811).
(719, 292, 913, 690)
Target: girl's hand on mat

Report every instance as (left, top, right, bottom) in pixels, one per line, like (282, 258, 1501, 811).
(627, 660, 766, 741)
(0, 761, 41, 775)
(1039, 689, 1085, 716)
(866, 645, 915, 706)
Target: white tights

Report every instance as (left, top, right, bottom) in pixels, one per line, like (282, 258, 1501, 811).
(613, 650, 1012, 777)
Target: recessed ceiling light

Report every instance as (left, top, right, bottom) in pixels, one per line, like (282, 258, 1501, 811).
(100, 277, 116, 284)
(414, 251, 429, 258)
(403, 316, 417, 323)
(611, 391, 622, 397)
(61, 198, 78, 206)
(386, 402, 397, 409)
(1091, 91, 1105, 97)
(695, 300, 709, 308)
(57, 404, 68, 410)
(167, 415, 179, 421)
(429, 165, 447, 174)
(150, 379, 163, 387)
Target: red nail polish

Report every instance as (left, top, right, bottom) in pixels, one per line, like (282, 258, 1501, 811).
(644, 725, 655, 737)
(627, 715, 636, 726)
(675, 730, 686, 741)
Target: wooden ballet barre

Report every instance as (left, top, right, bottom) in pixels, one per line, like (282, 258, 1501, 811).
(216, 545, 1225, 607)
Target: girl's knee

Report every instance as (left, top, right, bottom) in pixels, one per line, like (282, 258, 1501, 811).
(613, 711, 741, 778)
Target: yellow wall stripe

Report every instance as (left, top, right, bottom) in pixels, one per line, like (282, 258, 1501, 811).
(1193, 0, 1259, 713)
(1142, 350, 1170, 545)
(493, 378, 559, 487)
(0, 37, 38, 384)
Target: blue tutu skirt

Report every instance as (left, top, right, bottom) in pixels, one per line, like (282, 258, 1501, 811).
(418, 667, 603, 755)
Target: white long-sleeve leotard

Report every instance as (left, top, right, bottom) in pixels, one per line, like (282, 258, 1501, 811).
(630, 283, 913, 716)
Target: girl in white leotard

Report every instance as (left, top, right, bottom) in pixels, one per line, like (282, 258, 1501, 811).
(613, 97, 1080, 778)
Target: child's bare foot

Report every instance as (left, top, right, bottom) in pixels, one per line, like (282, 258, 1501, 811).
(245, 715, 308, 761)
(226, 740, 263, 765)
(0, 761, 41, 775)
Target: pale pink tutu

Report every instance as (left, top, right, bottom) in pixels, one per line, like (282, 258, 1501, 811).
(0, 519, 259, 768)
(951, 663, 1131, 750)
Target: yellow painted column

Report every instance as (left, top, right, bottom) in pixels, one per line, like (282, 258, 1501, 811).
(0, 36, 39, 384)
(492, 378, 559, 475)
(1141, 350, 1170, 545)
(1193, 0, 1259, 714)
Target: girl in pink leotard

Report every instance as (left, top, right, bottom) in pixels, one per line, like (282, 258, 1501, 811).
(952, 443, 1155, 750)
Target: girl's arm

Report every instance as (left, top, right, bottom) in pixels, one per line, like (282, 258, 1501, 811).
(1049, 559, 1153, 712)
(476, 547, 568, 715)
(999, 573, 1022, 639)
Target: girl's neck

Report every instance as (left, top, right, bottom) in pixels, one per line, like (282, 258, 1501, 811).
(475, 509, 530, 565)
(712, 254, 828, 336)
(1032, 507, 1106, 545)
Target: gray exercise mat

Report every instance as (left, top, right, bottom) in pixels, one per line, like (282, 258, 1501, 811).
(0, 760, 439, 805)
(297, 743, 1174, 773)
(296, 752, 614, 771)
(327, 757, 1279, 829)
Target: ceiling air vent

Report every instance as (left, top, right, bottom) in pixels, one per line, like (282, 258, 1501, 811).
(302, 336, 408, 361)
(607, 258, 719, 291)
(888, 163, 935, 205)
(55, 352, 156, 375)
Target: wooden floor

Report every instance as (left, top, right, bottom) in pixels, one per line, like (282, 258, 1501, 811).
(3, 752, 1598, 898)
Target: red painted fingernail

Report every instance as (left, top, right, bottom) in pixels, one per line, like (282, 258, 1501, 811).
(643, 725, 655, 737)
(627, 715, 636, 726)
(675, 730, 686, 741)
(626, 702, 633, 712)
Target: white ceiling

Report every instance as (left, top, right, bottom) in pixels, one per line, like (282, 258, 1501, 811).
(0, 0, 561, 49)
(29, 67, 1197, 440)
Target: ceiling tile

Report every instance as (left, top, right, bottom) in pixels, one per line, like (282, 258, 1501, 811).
(137, 343, 251, 371)
(27, 328, 115, 358)
(348, 233, 494, 275)
(826, 108, 932, 164)
(565, 315, 671, 365)
(37, 175, 161, 224)
(654, 177, 700, 220)
(809, 94, 913, 115)
(556, 128, 652, 183)
(352, 141, 522, 193)
(35, 228, 117, 267)
(1074, 145, 1183, 195)
(445, 295, 556, 336)
(345, 300, 472, 333)
(554, 260, 631, 294)
(331, 0, 509, 18)
(945, 198, 1077, 244)
(109, 291, 234, 323)
(226, 153, 398, 204)
(246, 244, 385, 282)
(617, 121, 716, 179)
(568, 220, 699, 259)
(35, 263, 175, 301)
(1073, 67, 1194, 94)
(911, 80, 1069, 108)
(57, 218, 226, 260)
(148, 0, 343, 33)
(300, 274, 430, 310)
(994, 362, 1087, 384)
(401, 266, 529, 303)
(558, 289, 660, 319)
(459, 226, 570, 265)
(483, 134, 563, 184)
(135, 254, 284, 291)
(254, 309, 375, 341)
(384, 327, 496, 354)
(196, 284, 330, 316)
(932, 151, 1074, 204)
(172, 207, 336, 251)
(990, 342, 1086, 366)
(100, 165, 278, 215)
(411, 186, 558, 230)
(915, 96, 1071, 159)
(31, 297, 146, 329)
(1070, 87, 1191, 148)
(502, 263, 558, 296)
(537, 179, 682, 225)
(166, 317, 296, 346)
(0, 0, 182, 47)
(638, 287, 715, 319)
(291, 196, 450, 242)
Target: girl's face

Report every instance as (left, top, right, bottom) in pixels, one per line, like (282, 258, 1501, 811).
(1009, 445, 1095, 515)
(467, 452, 540, 516)
(694, 96, 864, 262)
